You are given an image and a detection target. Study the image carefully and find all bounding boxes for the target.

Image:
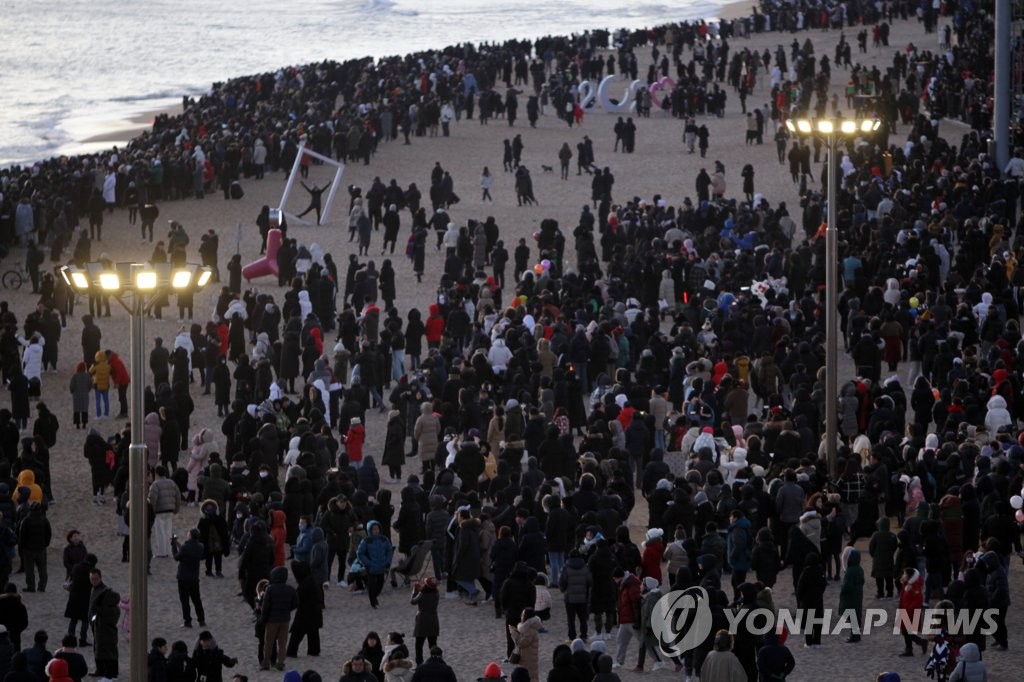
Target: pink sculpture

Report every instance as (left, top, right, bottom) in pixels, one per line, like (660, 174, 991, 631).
(242, 228, 281, 280)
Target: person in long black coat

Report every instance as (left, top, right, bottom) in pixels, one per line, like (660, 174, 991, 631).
(586, 541, 618, 636)
(393, 486, 423, 556)
(381, 410, 406, 482)
(286, 560, 323, 657)
(63, 553, 97, 645)
(88, 574, 121, 679)
(279, 327, 301, 392)
(499, 562, 537, 657)
(517, 517, 547, 574)
(238, 522, 274, 609)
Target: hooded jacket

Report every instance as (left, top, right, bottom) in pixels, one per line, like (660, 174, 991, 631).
(983, 395, 1011, 434)
(868, 517, 897, 578)
(13, 470, 43, 504)
(949, 642, 986, 682)
(260, 566, 298, 624)
(838, 548, 864, 613)
(357, 520, 394, 575)
(727, 514, 753, 572)
(413, 403, 440, 463)
(89, 351, 111, 391)
(559, 555, 592, 604)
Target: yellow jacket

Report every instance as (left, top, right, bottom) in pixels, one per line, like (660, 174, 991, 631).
(90, 351, 112, 391)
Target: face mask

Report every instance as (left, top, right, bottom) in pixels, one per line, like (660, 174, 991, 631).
(236, 513, 243, 519)
(259, 471, 269, 479)
(299, 523, 307, 531)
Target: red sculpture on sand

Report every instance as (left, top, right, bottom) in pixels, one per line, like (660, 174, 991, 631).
(242, 228, 281, 280)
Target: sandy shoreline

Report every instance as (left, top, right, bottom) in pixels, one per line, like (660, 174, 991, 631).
(5, 8, 1020, 682)
(77, 103, 185, 146)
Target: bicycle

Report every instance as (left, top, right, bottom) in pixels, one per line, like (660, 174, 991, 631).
(2, 266, 24, 290)
(0, 246, 23, 290)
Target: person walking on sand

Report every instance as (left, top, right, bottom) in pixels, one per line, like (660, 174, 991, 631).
(558, 143, 572, 180)
(357, 520, 394, 609)
(481, 167, 493, 202)
(297, 181, 331, 226)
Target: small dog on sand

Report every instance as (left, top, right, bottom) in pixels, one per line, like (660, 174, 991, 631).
(540, 164, 554, 173)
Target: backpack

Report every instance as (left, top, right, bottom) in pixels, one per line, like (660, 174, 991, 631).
(208, 524, 223, 555)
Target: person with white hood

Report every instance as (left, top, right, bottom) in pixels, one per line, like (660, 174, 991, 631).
(251, 138, 268, 179)
(225, 297, 247, 322)
(173, 327, 194, 374)
(20, 332, 45, 385)
(102, 168, 117, 212)
(721, 447, 748, 487)
(283, 436, 303, 479)
(488, 337, 513, 374)
(252, 332, 272, 363)
(984, 394, 1012, 434)
(972, 292, 993, 328)
(298, 290, 313, 320)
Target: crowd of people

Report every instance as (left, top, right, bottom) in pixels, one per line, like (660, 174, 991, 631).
(0, 1, 1021, 682)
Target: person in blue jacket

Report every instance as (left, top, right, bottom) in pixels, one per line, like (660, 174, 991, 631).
(292, 516, 313, 564)
(357, 520, 394, 608)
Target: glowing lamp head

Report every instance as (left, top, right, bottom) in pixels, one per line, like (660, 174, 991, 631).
(171, 270, 193, 289)
(98, 272, 120, 291)
(196, 268, 212, 289)
(796, 119, 812, 134)
(862, 120, 878, 132)
(840, 120, 857, 134)
(816, 120, 834, 134)
(69, 270, 89, 290)
(135, 270, 158, 291)
(785, 119, 796, 132)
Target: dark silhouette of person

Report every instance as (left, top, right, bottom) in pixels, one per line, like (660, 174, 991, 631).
(297, 181, 331, 225)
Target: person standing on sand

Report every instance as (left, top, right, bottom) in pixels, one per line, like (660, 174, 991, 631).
(558, 144, 572, 180)
(102, 169, 116, 213)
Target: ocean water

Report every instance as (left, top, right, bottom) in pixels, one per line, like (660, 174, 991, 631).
(0, 0, 731, 166)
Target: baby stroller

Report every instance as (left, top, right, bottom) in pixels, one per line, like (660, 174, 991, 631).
(390, 539, 433, 588)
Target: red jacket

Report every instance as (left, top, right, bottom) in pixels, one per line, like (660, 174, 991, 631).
(217, 323, 229, 357)
(270, 509, 287, 568)
(109, 352, 130, 386)
(425, 304, 445, 343)
(616, 573, 642, 624)
(898, 570, 924, 633)
(344, 424, 365, 463)
(641, 539, 663, 584)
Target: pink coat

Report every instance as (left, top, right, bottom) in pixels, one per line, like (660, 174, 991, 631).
(186, 429, 214, 492)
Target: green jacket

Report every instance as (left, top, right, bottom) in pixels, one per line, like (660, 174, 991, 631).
(838, 549, 864, 613)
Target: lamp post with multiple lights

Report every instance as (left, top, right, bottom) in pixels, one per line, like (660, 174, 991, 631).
(784, 117, 880, 478)
(60, 261, 212, 682)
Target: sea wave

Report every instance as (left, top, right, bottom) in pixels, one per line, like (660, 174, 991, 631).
(1, 0, 735, 165)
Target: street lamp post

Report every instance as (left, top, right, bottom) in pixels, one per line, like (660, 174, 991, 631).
(60, 261, 212, 682)
(785, 117, 879, 479)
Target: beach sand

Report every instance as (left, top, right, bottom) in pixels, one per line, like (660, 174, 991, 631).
(7, 10, 1013, 682)
(78, 104, 185, 146)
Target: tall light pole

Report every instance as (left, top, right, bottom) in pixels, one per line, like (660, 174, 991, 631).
(61, 261, 212, 682)
(785, 117, 879, 478)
